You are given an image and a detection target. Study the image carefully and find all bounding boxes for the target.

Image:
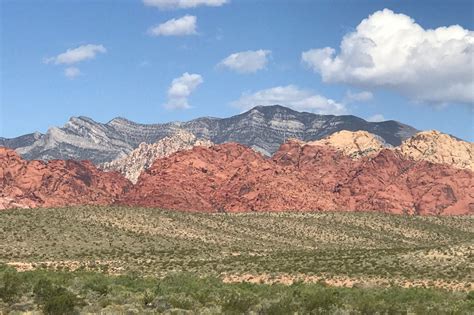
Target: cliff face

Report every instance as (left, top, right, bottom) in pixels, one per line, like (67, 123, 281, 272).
(100, 130, 213, 183)
(120, 141, 473, 215)
(3, 105, 417, 164)
(0, 147, 131, 210)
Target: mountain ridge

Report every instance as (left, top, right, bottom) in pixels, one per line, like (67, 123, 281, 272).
(1, 105, 419, 164)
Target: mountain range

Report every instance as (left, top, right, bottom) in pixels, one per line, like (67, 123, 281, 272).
(0, 105, 418, 164)
(2, 130, 472, 214)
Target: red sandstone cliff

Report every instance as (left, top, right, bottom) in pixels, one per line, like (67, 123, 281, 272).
(0, 147, 132, 209)
(120, 141, 473, 215)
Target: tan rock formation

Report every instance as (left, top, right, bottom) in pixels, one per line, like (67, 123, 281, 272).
(397, 130, 474, 171)
(100, 130, 213, 183)
(309, 130, 388, 159)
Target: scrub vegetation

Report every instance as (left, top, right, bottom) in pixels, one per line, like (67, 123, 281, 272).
(0, 206, 472, 313)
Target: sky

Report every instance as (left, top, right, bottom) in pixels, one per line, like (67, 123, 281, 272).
(1, 0, 473, 141)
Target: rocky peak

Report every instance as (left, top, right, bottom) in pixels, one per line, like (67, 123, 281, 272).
(309, 130, 389, 159)
(99, 130, 213, 183)
(397, 130, 474, 171)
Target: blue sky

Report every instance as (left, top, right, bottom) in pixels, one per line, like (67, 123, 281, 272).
(1, 0, 473, 141)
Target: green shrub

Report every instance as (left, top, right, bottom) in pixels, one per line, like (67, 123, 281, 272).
(300, 286, 341, 312)
(83, 276, 110, 296)
(33, 278, 80, 315)
(0, 268, 22, 303)
(222, 290, 257, 314)
(264, 295, 297, 315)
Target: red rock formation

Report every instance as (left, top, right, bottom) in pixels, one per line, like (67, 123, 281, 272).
(0, 147, 131, 209)
(2, 140, 472, 215)
(121, 141, 474, 215)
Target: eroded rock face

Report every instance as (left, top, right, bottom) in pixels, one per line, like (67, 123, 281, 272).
(120, 141, 474, 215)
(0, 147, 131, 209)
(100, 130, 213, 183)
(397, 130, 474, 171)
(309, 130, 388, 159)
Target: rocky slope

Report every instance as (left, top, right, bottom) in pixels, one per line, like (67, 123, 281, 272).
(100, 130, 213, 183)
(0, 147, 131, 209)
(397, 130, 474, 171)
(2, 105, 418, 164)
(121, 141, 473, 215)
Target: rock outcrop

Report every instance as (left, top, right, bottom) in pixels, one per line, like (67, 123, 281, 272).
(100, 130, 213, 183)
(306, 130, 473, 172)
(2, 105, 418, 163)
(309, 130, 388, 159)
(0, 147, 131, 209)
(120, 141, 473, 215)
(397, 130, 474, 171)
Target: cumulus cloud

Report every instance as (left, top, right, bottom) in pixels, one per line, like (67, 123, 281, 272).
(301, 9, 474, 105)
(148, 15, 197, 36)
(165, 72, 203, 109)
(231, 85, 347, 115)
(218, 50, 271, 74)
(143, 0, 227, 9)
(44, 44, 106, 65)
(367, 114, 385, 122)
(344, 90, 373, 103)
(64, 67, 81, 79)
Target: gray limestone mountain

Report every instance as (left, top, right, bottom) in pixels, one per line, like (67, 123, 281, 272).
(2, 105, 418, 164)
(99, 130, 213, 183)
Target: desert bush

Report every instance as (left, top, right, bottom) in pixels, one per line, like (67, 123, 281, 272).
(82, 274, 110, 296)
(33, 278, 80, 315)
(221, 289, 257, 314)
(0, 267, 22, 303)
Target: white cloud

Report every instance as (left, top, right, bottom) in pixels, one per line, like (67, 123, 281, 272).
(64, 67, 81, 79)
(231, 85, 347, 115)
(165, 72, 203, 109)
(218, 50, 271, 74)
(148, 15, 197, 36)
(344, 90, 373, 103)
(143, 0, 227, 9)
(367, 114, 385, 122)
(44, 44, 106, 65)
(302, 9, 474, 105)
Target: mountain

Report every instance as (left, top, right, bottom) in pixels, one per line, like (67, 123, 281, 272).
(121, 141, 474, 215)
(99, 130, 213, 183)
(0, 147, 131, 210)
(2, 105, 418, 164)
